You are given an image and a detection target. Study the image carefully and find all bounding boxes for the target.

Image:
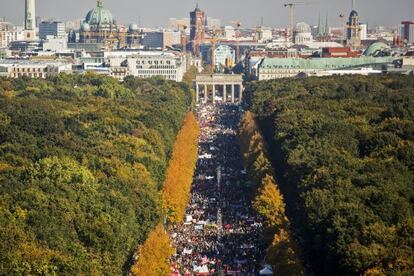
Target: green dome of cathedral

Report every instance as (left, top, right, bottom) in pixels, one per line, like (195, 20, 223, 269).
(363, 42, 391, 57)
(85, 0, 114, 26)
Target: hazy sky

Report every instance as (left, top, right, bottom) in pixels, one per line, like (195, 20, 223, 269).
(1, 0, 413, 28)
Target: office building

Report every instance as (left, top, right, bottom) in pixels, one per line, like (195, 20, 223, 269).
(39, 21, 65, 39)
(125, 51, 186, 82)
(360, 23, 368, 40)
(401, 21, 414, 44)
(0, 59, 71, 78)
(42, 37, 67, 52)
(0, 28, 24, 47)
(141, 30, 180, 49)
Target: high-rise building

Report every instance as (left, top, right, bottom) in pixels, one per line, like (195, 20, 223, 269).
(24, 0, 36, 40)
(39, 21, 65, 40)
(141, 30, 181, 49)
(401, 21, 414, 44)
(359, 23, 367, 40)
(190, 4, 205, 56)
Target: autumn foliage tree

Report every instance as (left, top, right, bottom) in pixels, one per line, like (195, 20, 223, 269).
(239, 111, 304, 275)
(162, 112, 199, 224)
(131, 224, 174, 276)
(131, 112, 199, 274)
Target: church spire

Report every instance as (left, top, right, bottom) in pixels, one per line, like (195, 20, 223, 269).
(324, 13, 329, 36)
(317, 12, 322, 36)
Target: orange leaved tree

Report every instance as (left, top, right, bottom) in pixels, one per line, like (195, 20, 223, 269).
(131, 224, 174, 276)
(162, 112, 199, 224)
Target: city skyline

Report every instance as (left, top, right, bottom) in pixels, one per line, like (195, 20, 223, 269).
(1, 0, 414, 28)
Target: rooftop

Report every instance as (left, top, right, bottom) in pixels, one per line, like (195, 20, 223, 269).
(260, 56, 398, 70)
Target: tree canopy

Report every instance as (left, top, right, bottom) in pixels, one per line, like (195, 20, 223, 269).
(239, 111, 304, 275)
(247, 75, 414, 275)
(0, 73, 192, 275)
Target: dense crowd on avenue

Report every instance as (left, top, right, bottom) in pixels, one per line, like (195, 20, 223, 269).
(170, 104, 266, 275)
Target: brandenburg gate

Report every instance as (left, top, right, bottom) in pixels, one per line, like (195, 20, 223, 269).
(194, 74, 243, 104)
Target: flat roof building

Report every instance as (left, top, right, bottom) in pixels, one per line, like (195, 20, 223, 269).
(39, 21, 65, 40)
(0, 59, 72, 78)
(125, 51, 186, 82)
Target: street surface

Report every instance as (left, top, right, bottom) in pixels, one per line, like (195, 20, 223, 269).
(170, 104, 266, 275)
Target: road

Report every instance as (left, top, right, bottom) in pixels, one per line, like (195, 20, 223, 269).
(170, 104, 266, 275)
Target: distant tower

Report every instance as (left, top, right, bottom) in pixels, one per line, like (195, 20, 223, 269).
(316, 12, 330, 42)
(190, 4, 205, 56)
(24, 0, 36, 40)
(25, 0, 35, 30)
(347, 0, 361, 49)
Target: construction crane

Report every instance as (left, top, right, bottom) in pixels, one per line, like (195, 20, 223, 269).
(339, 14, 346, 42)
(283, 1, 318, 43)
(177, 24, 188, 55)
(210, 28, 223, 72)
(229, 20, 242, 63)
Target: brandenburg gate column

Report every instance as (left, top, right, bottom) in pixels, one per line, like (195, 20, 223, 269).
(212, 84, 216, 103)
(223, 84, 227, 103)
(196, 83, 199, 103)
(231, 84, 235, 103)
(204, 84, 208, 103)
(239, 84, 243, 103)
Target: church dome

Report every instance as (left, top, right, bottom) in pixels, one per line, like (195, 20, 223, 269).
(80, 22, 90, 32)
(349, 10, 359, 17)
(294, 22, 311, 34)
(363, 42, 391, 57)
(85, 0, 114, 26)
(129, 23, 139, 32)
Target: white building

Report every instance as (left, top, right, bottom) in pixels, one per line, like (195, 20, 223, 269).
(255, 26, 273, 42)
(0, 28, 24, 47)
(168, 18, 190, 30)
(42, 37, 67, 52)
(206, 18, 221, 30)
(214, 45, 235, 67)
(0, 60, 72, 78)
(224, 26, 236, 40)
(360, 23, 368, 40)
(126, 51, 186, 82)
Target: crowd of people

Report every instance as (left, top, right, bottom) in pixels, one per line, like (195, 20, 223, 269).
(170, 104, 266, 275)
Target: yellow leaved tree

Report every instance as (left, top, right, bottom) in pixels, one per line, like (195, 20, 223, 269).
(239, 111, 305, 275)
(131, 224, 174, 276)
